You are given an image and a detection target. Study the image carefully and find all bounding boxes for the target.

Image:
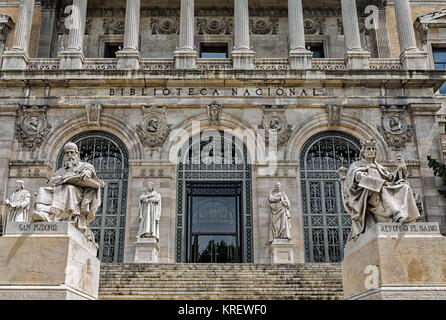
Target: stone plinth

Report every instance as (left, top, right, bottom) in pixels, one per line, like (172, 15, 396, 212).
(269, 239, 295, 264)
(174, 50, 197, 70)
(289, 50, 313, 70)
(58, 50, 85, 70)
(1, 50, 29, 70)
(345, 51, 371, 70)
(232, 50, 255, 70)
(134, 237, 160, 263)
(0, 222, 100, 300)
(342, 222, 446, 300)
(401, 50, 429, 70)
(116, 50, 140, 70)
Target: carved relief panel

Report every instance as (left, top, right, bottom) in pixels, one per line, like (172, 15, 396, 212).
(136, 105, 171, 149)
(16, 105, 52, 151)
(377, 105, 415, 151)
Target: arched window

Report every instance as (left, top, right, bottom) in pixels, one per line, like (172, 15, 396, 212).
(300, 131, 360, 263)
(176, 130, 253, 263)
(57, 131, 129, 263)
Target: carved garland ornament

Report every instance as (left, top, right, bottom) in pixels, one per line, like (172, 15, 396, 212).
(103, 19, 125, 35)
(16, 105, 52, 151)
(249, 17, 279, 35)
(377, 106, 414, 151)
(136, 105, 171, 149)
(261, 106, 292, 147)
(197, 17, 233, 35)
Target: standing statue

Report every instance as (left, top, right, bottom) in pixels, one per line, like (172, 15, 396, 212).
(269, 182, 292, 240)
(32, 142, 104, 243)
(138, 183, 162, 241)
(337, 139, 420, 241)
(5, 180, 31, 227)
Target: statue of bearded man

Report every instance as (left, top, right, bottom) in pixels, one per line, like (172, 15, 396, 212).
(338, 139, 420, 241)
(32, 142, 104, 242)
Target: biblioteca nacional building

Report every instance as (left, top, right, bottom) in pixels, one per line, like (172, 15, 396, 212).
(0, 0, 446, 300)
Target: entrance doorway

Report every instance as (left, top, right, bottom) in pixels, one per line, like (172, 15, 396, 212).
(176, 130, 253, 263)
(187, 181, 242, 263)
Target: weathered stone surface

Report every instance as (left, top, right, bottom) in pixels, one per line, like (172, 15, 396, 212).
(342, 222, 446, 300)
(0, 222, 100, 300)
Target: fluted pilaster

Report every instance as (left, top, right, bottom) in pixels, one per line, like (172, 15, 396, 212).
(288, 0, 306, 52)
(179, 0, 194, 51)
(234, 0, 250, 51)
(341, 0, 362, 52)
(394, 0, 418, 53)
(12, 0, 34, 52)
(67, 0, 87, 51)
(123, 0, 140, 51)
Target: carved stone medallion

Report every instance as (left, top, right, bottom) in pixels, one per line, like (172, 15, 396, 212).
(103, 19, 125, 35)
(151, 18, 179, 35)
(197, 17, 233, 35)
(16, 105, 51, 151)
(136, 105, 171, 149)
(261, 106, 292, 147)
(207, 101, 222, 125)
(86, 104, 102, 125)
(377, 106, 414, 151)
(326, 104, 343, 127)
(249, 17, 279, 35)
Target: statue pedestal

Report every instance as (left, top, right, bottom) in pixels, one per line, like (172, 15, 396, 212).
(0, 222, 100, 300)
(342, 222, 446, 300)
(269, 239, 295, 264)
(134, 237, 159, 263)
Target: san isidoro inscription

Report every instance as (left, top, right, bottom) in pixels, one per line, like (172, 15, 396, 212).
(5, 222, 68, 234)
(108, 87, 327, 97)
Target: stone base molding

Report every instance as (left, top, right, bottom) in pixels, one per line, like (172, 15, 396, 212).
(134, 237, 160, 263)
(342, 222, 446, 300)
(345, 51, 371, 70)
(174, 49, 197, 70)
(269, 239, 295, 264)
(58, 50, 86, 70)
(400, 50, 429, 70)
(289, 50, 313, 70)
(116, 50, 140, 70)
(0, 222, 100, 300)
(1, 49, 29, 70)
(232, 50, 255, 70)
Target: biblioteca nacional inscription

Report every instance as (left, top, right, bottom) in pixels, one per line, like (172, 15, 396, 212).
(109, 87, 326, 97)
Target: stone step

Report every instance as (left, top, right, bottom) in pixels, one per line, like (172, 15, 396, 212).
(99, 263, 343, 300)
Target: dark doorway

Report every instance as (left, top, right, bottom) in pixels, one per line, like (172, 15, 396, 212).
(186, 181, 242, 263)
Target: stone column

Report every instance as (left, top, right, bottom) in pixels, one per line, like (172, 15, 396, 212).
(232, 0, 255, 70)
(174, 0, 197, 69)
(2, 0, 34, 70)
(394, 0, 428, 69)
(288, 0, 312, 69)
(341, 0, 370, 69)
(58, 0, 88, 69)
(117, 0, 141, 69)
(37, 1, 58, 58)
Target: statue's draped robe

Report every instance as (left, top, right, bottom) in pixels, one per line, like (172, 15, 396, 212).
(33, 161, 103, 235)
(7, 189, 31, 222)
(269, 190, 291, 240)
(341, 159, 420, 240)
(138, 191, 161, 239)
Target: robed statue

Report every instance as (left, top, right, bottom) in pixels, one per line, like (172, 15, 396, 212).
(32, 142, 104, 243)
(4, 180, 31, 228)
(138, 183, 162, 241)
(338, 139, 420, 241)
(269, 182, 292, 240)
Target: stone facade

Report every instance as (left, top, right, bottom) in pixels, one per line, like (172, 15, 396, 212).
(0, 0, 444, 267)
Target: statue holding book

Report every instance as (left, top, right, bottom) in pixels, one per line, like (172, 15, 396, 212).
(337, 139, 420, 241)
(32, 142, 104, 243)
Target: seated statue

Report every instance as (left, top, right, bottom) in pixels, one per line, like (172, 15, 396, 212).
(337, 139, 420, 241)
(32, 142, 104, 244)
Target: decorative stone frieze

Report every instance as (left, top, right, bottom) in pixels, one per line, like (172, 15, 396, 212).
(377, 105, 414, 151)
(207, 101, 222, 125)
(326, 104, 343, 127)
(85, 104, 102, 125)
(249, 17, 279, 35)
(260, 106, 292, 147)
(15, 105, 52, 151)
(197, 17, 232, 35)
(304, 18, 323, 35)
(136, 105, 171, 149)
(103, 19, 125, 35)
(151, 18, 180, 35)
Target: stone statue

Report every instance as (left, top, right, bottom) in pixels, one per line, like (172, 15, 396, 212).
(5, 180, 31, 225)
(337, 139, 420, 241)
(138, 182, 162, 241)
(269, 182, 291, 240)
(32, 142, 104, 243)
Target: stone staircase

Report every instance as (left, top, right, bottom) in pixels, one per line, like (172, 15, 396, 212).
(99, 263, 344, 300)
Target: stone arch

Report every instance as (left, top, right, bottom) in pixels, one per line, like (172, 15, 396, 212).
(163, 112, 260, 165)
(285, 113, 388, 162)
(38, 113, 143, 164)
